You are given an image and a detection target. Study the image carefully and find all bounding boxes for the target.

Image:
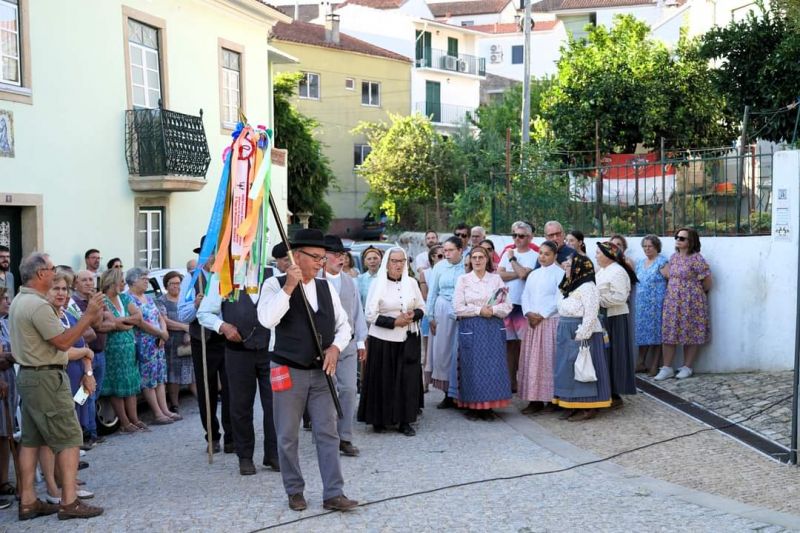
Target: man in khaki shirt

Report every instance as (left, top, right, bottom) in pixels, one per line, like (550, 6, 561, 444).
(8, 253, 104, 521)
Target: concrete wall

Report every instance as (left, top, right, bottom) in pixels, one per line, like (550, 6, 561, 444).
(479, 27, 566, 80)
(396, 151, 800, 373)
(0, 0, 287, 270)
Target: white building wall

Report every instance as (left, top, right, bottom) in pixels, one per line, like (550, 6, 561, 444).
(479, 28, 565, 80)
(0, 0, 287, 269)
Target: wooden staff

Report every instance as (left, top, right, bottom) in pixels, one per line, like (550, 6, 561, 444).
(198, 273, 214, 464)
(268, 193, 343, 418)
(4, 396, 19, 499)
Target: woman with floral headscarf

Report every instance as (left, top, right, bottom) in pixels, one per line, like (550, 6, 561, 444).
(357, 247, 426, 436)
(595, 241, 638, 409)
(552, 255, 612, 421)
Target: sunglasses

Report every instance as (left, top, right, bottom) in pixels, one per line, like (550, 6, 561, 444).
(513, 233, 529, 239)
(455, 233, 468, 238)
(675, 236, 688, 242)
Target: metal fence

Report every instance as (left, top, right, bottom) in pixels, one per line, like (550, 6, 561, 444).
(489, 145, 775, 237)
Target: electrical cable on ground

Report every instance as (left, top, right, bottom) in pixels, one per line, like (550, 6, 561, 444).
(248, 392, 793, 532)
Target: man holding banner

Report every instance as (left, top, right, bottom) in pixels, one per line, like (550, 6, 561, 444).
(257, 229, 357, 513)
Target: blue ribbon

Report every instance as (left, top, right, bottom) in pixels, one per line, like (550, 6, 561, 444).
(184, 149, 232, 301)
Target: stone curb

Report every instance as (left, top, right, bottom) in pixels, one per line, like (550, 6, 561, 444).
(499, 408, 800, 531)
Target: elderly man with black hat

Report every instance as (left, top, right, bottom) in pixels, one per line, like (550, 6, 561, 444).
(257, 229, 357, 512)
(196, 246, 285, 475)
(178, 237, 232, 454)
(320, 235, 367, 457)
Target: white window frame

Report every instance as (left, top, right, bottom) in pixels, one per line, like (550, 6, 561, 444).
(354, 144, 371, 167)
(299, 72, 320, 100)
(221, 48, 241, 128)
(0, 0, 21, 86)
(128, 19, 162, 109)
(345, 77, 355, 91)
(361, 81, 380, 107)
(137, 207, 164, 269)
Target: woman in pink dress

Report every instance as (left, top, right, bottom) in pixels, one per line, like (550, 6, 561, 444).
(654, 228, 712, 381)
(518, 241, 564, 413)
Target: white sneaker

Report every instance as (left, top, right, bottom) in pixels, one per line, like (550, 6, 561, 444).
(675, 366, 693, 379)
(654, 367, 675, 381)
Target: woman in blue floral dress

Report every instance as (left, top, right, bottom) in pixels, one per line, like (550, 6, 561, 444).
(125, 268, 178, 424)
(634, 235, 668, 376)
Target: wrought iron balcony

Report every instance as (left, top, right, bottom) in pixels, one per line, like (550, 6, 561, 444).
(125, 107, 211, 192)
(415, 48, 486, 77)
(414, 101, 476, 126)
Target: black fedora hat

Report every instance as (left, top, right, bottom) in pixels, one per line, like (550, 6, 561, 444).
(290, 229, 331, 250)
(271, 242, 288, 259)
(193, 235, 206, 254)
(323, 235, 351, 254)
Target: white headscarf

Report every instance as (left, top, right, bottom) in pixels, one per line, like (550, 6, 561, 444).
(364, 247, 425, 333)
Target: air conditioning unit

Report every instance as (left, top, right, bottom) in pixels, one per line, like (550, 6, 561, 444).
(442, 55, 458, 70)
(490, 44, 500, 53)
(457, 59, 469, 72)
(490, 53, 503, 64)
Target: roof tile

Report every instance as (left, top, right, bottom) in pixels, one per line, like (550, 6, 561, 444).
(429, 0, 512, 17)
(469, 20, 560, 33)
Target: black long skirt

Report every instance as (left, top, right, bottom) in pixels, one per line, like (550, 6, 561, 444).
(357, 334, 422, 426)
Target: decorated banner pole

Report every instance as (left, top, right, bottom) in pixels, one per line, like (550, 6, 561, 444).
(198, 274, 214, 464)
(267, 192, 343, 419)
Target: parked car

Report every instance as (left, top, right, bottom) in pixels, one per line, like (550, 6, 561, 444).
(95, 267, 189, 435)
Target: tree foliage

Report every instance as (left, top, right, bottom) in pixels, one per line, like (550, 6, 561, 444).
(700, 0, 800, 142)
(541, 15, 734, 155)
(273, 72, 335, 230)
(353, 113, 463, 227)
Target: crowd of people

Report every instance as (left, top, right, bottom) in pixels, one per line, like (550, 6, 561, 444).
(0, 219, 713, 518)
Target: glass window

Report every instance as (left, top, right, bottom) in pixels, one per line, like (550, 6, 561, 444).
(0, 0, 21, 86)
(353, 144, 371, 167)
(221, 49, 241, 126)
(137, 207, 164, 269)
(361, 81, 380, 107)
(128, 19, 161, 108)
(345, 78, 354, 90)
(299, 72, 320, 99)
(511, 45, 523, 65)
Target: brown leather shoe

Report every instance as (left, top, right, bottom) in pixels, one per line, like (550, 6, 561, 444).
(58, 498, 104, 520)
(19, 499, 59, 521)
(339, 441, 360, 457)
(288, 493, 307, 511)
(322, 494, 358, 512)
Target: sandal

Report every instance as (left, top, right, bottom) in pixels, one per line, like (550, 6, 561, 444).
(119, 423, 139, 434)
(133, 421, 151, 432)
(0, 481, 15, 496)
(568, 409, 598, 422)
(168, 412, 182, 421)
(152, 417, 173, 425)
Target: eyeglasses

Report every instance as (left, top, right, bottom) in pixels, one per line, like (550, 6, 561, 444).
(389, 258, 406, 264)
(675, 236, 688, 242)
(471, 255, 487, 260)
(455, 233, 468, 238)
(296, 249, 327, 263)
(546, 231, 563, 238)
(513, 233, 529, 239)
(38, 265, 56, 273)
(434, 254, 444, 259)
(327, 252, 345, 258)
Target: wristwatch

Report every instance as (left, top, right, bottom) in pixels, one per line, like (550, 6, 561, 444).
(509, 257, 518, 262)
(86, 370, 94, 376)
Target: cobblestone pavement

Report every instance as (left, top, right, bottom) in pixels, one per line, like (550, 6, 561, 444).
(529, 391, 800, 517)
(0, 391, 796, 532)
(638, 371, 794, 448)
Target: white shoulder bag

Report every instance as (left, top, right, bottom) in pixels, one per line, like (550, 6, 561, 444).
(574, 340, 597, 383)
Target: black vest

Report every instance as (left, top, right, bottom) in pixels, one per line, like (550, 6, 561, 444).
(188, 274, 223, 343)
(220, 268, 273, 351)
(272, 277, 335, 369)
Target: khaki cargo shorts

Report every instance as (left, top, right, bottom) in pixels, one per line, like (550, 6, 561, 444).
(17, 368, 83, 453)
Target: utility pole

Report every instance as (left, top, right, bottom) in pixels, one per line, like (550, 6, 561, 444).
(521, 0, 532, 145)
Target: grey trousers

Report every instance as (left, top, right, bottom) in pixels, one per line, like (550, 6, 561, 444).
(335, 347, 358, 442)
(272, 363, 344, 500)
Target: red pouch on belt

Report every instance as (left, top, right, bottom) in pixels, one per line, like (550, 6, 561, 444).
(270, 365, 293, 392)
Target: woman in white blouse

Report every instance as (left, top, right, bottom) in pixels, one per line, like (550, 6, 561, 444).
(518, 241, 564, 414)
(357, 248, 426, 436)
(595, 241, 638, 409)
(453, 246, 512, 420)
(552, 255, 612, 421)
